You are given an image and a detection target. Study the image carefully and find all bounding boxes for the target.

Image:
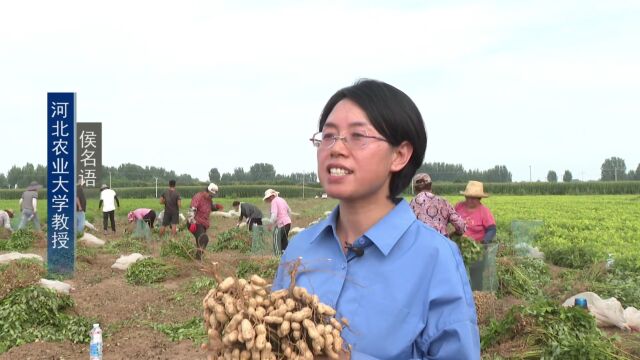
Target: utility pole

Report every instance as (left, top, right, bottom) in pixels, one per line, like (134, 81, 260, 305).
(109, 172, 112, 188)
(614, 166, 617, 182)
(529, 165, 532, 182)
(155, 177, 158, 198)
(302, 174, 305, 199)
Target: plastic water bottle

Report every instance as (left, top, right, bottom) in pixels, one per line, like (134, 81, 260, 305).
(89, 323, 103, 360)
(574, 297, 588, 309)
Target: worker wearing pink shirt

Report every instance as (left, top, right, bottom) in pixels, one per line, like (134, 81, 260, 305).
(264, 188, 292, 255)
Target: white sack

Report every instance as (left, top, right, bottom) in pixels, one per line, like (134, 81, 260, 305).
(79, 233, 105, 247)
(289, 227, 305, 235)
(84, 221, 97, 231)
(111, 253, 147, 270)
(563, 292, 629, 330)
(624, 307, 640, 331)
(0, 252, 43, 264)
(39, 279, 72, 294)
(211, 211, 233, 218)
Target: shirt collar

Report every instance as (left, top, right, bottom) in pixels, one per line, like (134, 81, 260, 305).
(309, 199, 416, 256)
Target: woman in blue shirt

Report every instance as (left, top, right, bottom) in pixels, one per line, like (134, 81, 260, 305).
(272, 79, 480, 359)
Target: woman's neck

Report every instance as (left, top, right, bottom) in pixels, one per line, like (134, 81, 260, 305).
(335, 196, 396, 250)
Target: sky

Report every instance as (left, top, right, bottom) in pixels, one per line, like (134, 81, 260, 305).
(1, 0, 639, 182)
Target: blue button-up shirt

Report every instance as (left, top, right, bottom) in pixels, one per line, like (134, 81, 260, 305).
(273, 200, 480, 359)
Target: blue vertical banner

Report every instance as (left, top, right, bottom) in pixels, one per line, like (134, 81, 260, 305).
(47, 93, 76, 276)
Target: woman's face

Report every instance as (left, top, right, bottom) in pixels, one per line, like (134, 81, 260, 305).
(464, 196, 482, 208)
(317, 99, 410, 203)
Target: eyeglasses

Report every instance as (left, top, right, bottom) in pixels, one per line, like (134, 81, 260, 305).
(309, 130, 388, 150)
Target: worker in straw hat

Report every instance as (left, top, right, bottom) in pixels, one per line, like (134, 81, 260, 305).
(410, 173, 466, 238)
(263, 188, 291, 256)
(18, 181, 42, 231)
(0, 209, 14, 234)
(455, 180, 497, 291)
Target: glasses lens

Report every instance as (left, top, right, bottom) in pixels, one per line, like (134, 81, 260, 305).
(349, 130, 369, 148)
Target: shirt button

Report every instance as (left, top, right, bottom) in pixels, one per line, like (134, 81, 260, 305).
(341, 264, 346, 270)
(358, 238, 365, 245)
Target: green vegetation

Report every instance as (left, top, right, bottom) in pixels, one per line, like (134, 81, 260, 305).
(160, 235, 197, 259)
(236, 258, 280, 280)
(497, 256, 550, 299)
(0, 286, 93, 354)
(0, 229, 37, 251)
(445, 195, 640, 272)
(186, 277, 217, 295)
(451, 235, 483, 265)
(211, 227, 252, 253)
(481, 300, 628, 359)
(105, 236, 149, 255)
(0, 259, 45, 300)
(125, 258, 177, 285)
(152, 317, 206, 344)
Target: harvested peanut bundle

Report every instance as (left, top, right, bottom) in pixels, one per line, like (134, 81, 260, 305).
(201, 273, 348, 360)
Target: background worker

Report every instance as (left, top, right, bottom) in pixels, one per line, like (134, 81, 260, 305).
(263, 188, 292, 256)
(0, 209, 14, 234)
(232, 200, 263, 231)
(76, 178, 87, 233)
(99, 184, 120, 236)
(18, 181, 42, 231)
(127, 208, 157, 229)
(159, 179, 181, 237)
(455, 180, 497, 291)
(189, 183, 223, 260)
(410, 172, 466, 237)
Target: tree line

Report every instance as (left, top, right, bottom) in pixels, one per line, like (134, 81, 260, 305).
(416, 163, 513, 183)
(0, 162, 318, 188)
(545, 157, 640, 183)
(3, 157, 637, 189)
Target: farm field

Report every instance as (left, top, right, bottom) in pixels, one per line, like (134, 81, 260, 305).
(0, 195, 639, 359)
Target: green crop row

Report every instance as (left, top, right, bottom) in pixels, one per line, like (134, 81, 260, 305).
(431, 181, 640, 196)
(446, 195, 640, 272)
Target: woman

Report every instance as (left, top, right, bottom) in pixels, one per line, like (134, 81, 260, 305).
(272, 80, 479, 359)
(127, 208, 157, 229)
(0, 209, 14, 234)
(455, 180, 496, 291)
(410, 172, 466, 237)
(263, 189, 291, 255)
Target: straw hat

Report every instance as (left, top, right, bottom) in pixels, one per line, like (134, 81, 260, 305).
(263, 189, 279, 201)
(26, 181, 42, 191)
(100, 184, 109, 190)
(460, 181, 489, 198)
(207, 183, 218, 194)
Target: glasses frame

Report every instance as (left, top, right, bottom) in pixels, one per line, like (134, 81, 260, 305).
(309, 130, 388, 150)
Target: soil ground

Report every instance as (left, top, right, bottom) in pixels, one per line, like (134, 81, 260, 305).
(0, 198, 334, 360)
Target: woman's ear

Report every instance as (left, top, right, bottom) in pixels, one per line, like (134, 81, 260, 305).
(390, 141, 413, 172)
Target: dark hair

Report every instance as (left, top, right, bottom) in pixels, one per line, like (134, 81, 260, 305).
(318, 79, 427, 198)
(232, 201, 240, 207)
(413, 181, 432, 193)
(169, 179, 176, 187)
